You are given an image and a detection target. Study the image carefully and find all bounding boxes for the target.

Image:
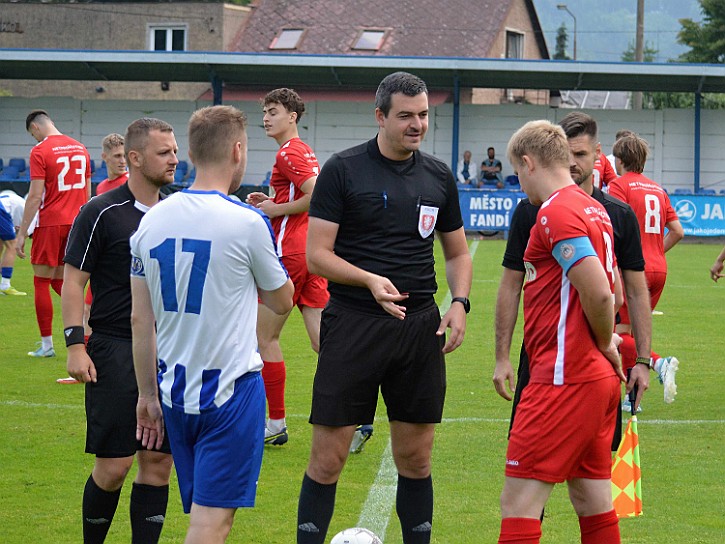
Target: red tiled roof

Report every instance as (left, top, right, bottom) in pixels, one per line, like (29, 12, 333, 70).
(233, 0, 516, 58)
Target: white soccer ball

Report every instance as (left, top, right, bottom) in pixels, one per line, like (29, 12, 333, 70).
(330, 527, 383, 544)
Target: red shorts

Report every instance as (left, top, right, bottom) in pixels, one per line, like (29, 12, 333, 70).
(618, 270, 667, 325)
(282, 253, 329, 309)
(505, 376, 620, 483)
(31, 225, 71, 267)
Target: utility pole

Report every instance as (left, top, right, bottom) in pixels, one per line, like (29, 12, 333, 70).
(633, 0, 645, 109)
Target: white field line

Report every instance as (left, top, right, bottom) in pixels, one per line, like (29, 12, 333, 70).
(2, 402, 722, 426)
(356, 239, 477, 537)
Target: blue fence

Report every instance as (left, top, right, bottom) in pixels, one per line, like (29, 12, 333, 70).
(459, 188, 725, 237)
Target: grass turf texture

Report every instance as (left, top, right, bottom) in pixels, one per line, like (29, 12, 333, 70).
(0, 239, 723, 542)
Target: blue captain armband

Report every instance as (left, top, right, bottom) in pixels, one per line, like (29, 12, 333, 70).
(552, 237, 596, 275)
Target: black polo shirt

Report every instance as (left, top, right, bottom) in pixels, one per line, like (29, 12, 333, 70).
(309, 137, 463, 312)
(502, 187, 645, 272)
(64, 183, 152, 339)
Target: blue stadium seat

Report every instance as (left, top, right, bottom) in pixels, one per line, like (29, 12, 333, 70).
(697, 189, 716, 195)
(673, 188, 693, 196)
(0, 166, 20, 180)
(262, 171, 271, 186)
(177, 160, 189, 174)
(89, 159, 96, 174)
(0, 158, 4, 171)
(8, 158, 26, 172)
(719, 189, 725, 196)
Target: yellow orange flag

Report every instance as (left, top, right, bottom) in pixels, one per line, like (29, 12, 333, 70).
(611, 415, 642, 518)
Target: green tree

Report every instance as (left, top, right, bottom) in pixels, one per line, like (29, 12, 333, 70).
(621, 41, 658, 63)
(677, 0, 725, 63)
(553, 23, 570, 60)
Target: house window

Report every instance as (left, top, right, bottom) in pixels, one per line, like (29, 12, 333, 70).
(270, 29, 304, 50)
(506, 30, 524, 59)
(150, 26, 187, 51)
(353, 30, 386, 51)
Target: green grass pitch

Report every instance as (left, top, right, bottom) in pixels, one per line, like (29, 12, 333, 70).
(0, 238, 723, 542)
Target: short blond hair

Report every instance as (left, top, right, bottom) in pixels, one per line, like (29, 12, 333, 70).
(101, 133, 124, 153)
(507, 120, 570, 170)
(188, 106, 247, 166)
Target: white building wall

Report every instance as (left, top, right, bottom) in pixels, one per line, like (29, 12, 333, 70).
(1, 96, 723, 192)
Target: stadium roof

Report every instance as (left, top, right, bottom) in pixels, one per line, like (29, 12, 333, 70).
(2, 49, 725, 94)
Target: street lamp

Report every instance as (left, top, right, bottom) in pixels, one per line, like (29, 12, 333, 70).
(557, 3, 577, 60)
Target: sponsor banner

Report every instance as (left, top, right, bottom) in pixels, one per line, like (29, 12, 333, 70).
(458, 188, 526, 231)
(670, 195, 725, 237)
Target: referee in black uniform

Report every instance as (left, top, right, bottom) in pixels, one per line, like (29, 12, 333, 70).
(493, 111, 651, 444)
(296, 72, 473, 544)
(61, 118, 177, 544)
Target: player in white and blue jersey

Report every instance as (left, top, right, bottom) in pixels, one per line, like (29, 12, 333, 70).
(130, 105, 294, 543)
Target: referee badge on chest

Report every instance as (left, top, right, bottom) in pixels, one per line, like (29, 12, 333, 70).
(418, 205, 439, 239)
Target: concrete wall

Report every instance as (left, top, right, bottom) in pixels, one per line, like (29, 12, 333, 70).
(1, 96, 722, 192)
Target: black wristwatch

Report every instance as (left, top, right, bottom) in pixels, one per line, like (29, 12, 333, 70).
(451, 297, 470, 314)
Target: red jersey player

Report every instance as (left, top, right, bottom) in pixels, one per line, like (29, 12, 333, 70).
(96, 133, 129, 195)
(609, 133, 684, 404)
(246, 88, 329, 445)
(17, 110, 91, 358)
(499, 120, 625, 544)
(593, 151, 617, 190)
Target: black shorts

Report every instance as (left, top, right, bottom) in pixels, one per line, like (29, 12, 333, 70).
(85, 333, 171, 457)
(310, 300, 446, 426)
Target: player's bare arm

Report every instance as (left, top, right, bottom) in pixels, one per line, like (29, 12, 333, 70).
(437, 227, 472, 353)
(493, 268, 525, 400)
(15, 179, 44, 258)
(307, 216, 408, 319)
(245, 192, 270, 207)
(710, 245, 725, 282)
(663, 219, 684, 252)
(61, 264, 97, 383)
(258, 278, 295, 315)
(256, 176, 317, 218)
(130, 276, 165, 451)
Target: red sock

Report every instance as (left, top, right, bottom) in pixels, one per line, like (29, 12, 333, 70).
(34, 276, 54, 337)
(262, 361, 286, 420)
(498, 517, 541, 543)
(618, 333, 637, 371)
(50, 278, 63, 296)
(579, 509, 620, 544)
(651, 350, 660, 361)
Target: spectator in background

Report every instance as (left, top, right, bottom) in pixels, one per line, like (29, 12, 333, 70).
(480, 146, 504, 188)
(456, 149, 476, 185)
(0, 189, 27, 295)
(17, 109, 91, 358)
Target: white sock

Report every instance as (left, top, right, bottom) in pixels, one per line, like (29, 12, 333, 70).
(267, 418, 286, 433)
(0, 278, 10, 289)
(41, 336, 54, 351)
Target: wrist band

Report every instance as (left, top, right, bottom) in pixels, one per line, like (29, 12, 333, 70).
(635, 356, 651, 367)
(64, 326, 85, 347)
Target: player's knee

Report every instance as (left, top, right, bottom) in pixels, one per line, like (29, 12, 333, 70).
(93, 457, 134, 489)
(136, 452, 173, 485)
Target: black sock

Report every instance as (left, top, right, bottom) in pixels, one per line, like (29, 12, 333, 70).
(396, 474, 433, 544)
(130, 482, 169, 544)
(83, 475, 121, 544)
(297, 473, 337, 544)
